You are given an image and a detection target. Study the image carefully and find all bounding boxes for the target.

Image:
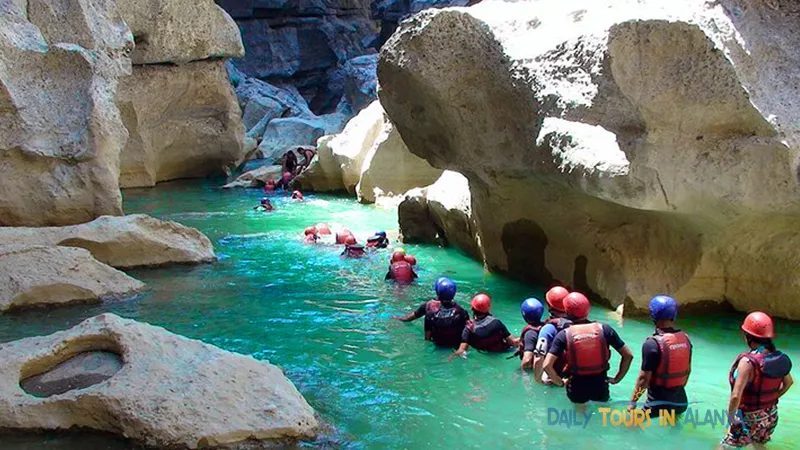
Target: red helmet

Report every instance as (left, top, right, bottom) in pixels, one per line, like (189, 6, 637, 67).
(471, 294, 491, 313)
(316, 223, 331, 235)
(344, 235, 357, 246)
(404, 255, 417, 266)
(282, 171, 292, 182)
(564, 292, 590, 320)
(545, 286, 570, 312)
(304, 226, 316, 236)
(741, 311, 774, 339)
(391, 251, 406, 263)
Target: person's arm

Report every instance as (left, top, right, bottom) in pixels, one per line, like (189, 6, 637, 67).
(385, 270, 393, 280)
(544, 353, 566, 387)
(610, 345, 634, 384)
(521, 351, 534, 371)
(629, 338, 658, 408)
(449, 342, 469, 361)
(501, 322, 518, 347)
(392, 303, 426, 322)
(727, 358, 753, 420)
(628, 371, 652, 409)
(778, 373, 794, 398)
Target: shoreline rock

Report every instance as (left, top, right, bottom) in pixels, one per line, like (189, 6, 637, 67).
(0, 314, 319, 448)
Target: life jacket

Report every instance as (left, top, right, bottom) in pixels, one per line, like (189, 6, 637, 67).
(465, 316, 510, 352)
(366, 237, 379, 248)
(518, 324, 542, 359)
(425, 300, 467, 348)
(729, 351, 792, 412)
(546, 318, 572, 375)
(565, 322, 610, 376)
(389, 261, 414, 282)
(650, 330, 692, 389)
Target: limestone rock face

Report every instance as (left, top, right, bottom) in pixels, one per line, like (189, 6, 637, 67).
(380, 0, 800, 318)
(115, 0, 244, 64)
(0, 314, 319, 447)
(118, 60, 245, 188)
(298, 100, 441, 201)
(342, 54, 378, 113)
(257, 117, 330, 163)
(222, 164, 283, 189)
(370, 0, 472, 47)
(0, 1, 131, 226)
(0, 214, 216, 268)
(0, 246, 144, 312)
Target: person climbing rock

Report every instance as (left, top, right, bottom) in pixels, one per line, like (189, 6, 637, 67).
(295, 147, 316, 175)
(628, 296, 692, 417)
(385, 250, 418, 283)
(392, 277, 469, 348)
(517, 298, 546, 372)
(303, 226, 318, 244)
(281, 150, 298, 177)
(291, 190, 304, 201)
(366, 231, 390, 249)
(253, 197, 274, 212)
(720, 311, 793, 449)
(450, 294, 518, 359)
(544, 292, 633, 404)
(275, 171, 293, 191)
(533, 286, 573, 384)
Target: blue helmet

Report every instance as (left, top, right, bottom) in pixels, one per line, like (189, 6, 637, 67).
(521, 298, 544, 324)
(377, 230, 387, 237)
(434, 277, 457, 301)
(649, 295, 678, 322)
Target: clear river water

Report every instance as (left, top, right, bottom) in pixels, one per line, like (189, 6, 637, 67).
(1, 180, 798, 449)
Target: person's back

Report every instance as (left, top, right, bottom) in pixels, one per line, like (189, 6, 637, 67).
(425, 300, 469, 348)
(465, 314, 512, 352)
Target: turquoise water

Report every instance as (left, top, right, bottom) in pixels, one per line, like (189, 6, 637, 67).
(1, 180, 798, 449)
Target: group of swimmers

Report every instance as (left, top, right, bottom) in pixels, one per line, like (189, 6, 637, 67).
(392, 279, 794, 448)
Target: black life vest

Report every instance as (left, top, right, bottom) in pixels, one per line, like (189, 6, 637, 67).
(465, 316, 510, 352)
(424, 300, 467, 348)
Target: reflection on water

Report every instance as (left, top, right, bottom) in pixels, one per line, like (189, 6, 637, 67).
(0, 180, 797, 449)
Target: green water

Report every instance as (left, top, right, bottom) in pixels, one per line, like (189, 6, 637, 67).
(1, 180, 798, 449)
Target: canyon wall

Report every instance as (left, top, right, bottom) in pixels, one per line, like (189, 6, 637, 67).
(382, 0, 800, 319)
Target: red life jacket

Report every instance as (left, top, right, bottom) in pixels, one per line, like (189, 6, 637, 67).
(518, 324, 541, 359)
(565, 322, 610, 376)
(546, 318, 572, 376)
(424, 300, 468, 348)
(465, 316, 509, 352)
(650, 331, 692, 389)
(389, 261, 414, 282)
(729, 351, 792, 412)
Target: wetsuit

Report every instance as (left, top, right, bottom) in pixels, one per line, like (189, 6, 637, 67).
(282, 151, 298, 175)
(411, 300, 469, 348)
(461, 315, 512, 352)
(548, 321, 625, 403)
(642, 327, 691, 415)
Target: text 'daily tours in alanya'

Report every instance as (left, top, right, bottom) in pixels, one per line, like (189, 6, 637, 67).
(546, 403, 755, 430)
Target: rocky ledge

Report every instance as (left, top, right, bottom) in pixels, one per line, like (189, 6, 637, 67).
(0, 314, 318, 448)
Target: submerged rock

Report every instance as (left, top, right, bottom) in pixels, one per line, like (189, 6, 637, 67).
(0, 214, 216, 268)
(380, 0, 800, 318)
(0, 1, 131, 226)
(0, 246, 145, 312)
(118, 59, 245, 188)
(0, 314, 318, 447)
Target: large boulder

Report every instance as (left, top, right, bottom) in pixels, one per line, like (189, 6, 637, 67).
(0, 314, 318, 447)
(356, 103, 442, 203)
(256, 117, 330, 163)
(379, 0, 800, 318)
(370, 0, 472, 47)
(0, 1, 131, 226)
(115, 0, 244, 64)
(341, 53, 378, 113)
(0, 214, 216, 268)
(0, 246, 144, 312)
(222, 164, 283, 189)
(118, 60, 245, 188)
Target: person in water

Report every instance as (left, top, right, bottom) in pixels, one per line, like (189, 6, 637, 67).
(254, 197, 274, 212)
(275, 171, 293, 191)
(628, 296, 692, 417)
(450, 294, 518, 358)
(316, 222, 332, 236)
(291, 190, 304, 201)
(720, 311, 793, 449)
(517, 298, 546, 372)
(264, 179, 277, 192)
(533, 286, 573, 383)
(544, 292, 633, 404)
(303, 226, 318, 244)
(385, 250, 418, 283)
(392, 277, 469, 348)
(295, 147, 316, 175)
(366, 231, 390, 249)
(281, 150, 298, 176)
(340, 236, 366, 258)
(335, 228, 355, 245)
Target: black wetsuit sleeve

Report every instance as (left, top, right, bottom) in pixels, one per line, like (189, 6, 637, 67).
(641, 337, 660, 372)
(548, 330, 567, 357)
(461, 325, 472, 344)
(413, 302, 427, 319)
(498, 321, 511, 338)
(523, 330, 539, 352)
(385, 270, 393, 280)
(602, 324, 625, 350)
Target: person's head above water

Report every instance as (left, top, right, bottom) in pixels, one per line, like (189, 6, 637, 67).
(521, 298, 544, 325)
(434, 277, 457, 302)
(344, 243, 365, 257)
(282, 171, 292, 182)
(471, 293, 491, 315)
(649, 295, 678, 326)
(260, 197, 271, 206)
(391, 251, 405, 263)
(564, 292, 590, 321)
(316, 223, 331, 235)
(344, 235, 357, 246)
(377, 230, 387, 238)
(304, 226, 317, 236)
(545, 286, 569, 315)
